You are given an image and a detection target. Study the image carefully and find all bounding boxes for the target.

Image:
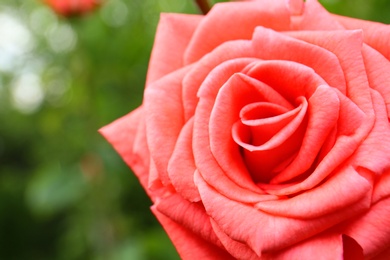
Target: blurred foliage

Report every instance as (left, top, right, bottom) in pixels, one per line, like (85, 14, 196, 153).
(0, 0, 389, 259)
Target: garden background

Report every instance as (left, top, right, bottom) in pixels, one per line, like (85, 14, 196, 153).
(1, 0, 389, 259)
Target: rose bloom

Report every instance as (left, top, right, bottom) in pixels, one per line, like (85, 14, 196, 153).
(45, 0, 99, 16)
(100, 0, 390, 259)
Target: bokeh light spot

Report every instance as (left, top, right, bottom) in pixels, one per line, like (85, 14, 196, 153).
(11, 73, 45, 114)
(46, 22, 77, 53)
(100, 0, 129, 27)
(0, 12, 34, 72)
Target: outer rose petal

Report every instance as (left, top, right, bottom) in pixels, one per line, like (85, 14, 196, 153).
(152, 206, 234, 260)
(99, 109, 151, 194)
(264, 233, 364, 260)
(334, 14, 390, 60)
(167, 118, 201, 202)
(144, 66, 192, 186)
(362, 45, 390, 119)
(351, 90, 390, 174)
(210, 219, 259, 260)
(194, 169, 371, 256)
(287, 30, 373, 114)
(155, 194, 224, 248)
(254, 27, 347, 94)
(344, 196, 390, 259)
(289, 0, 344, 30)
(373, 168, 390, 204)
(344, 147, 390, 258)
(374, 247, 390, 260)
(146, 14, 203, 85)
(184, 0, 291, 64)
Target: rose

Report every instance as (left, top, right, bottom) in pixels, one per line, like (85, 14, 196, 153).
(100, 0, 390, 258)
(45, 0, 99, 16)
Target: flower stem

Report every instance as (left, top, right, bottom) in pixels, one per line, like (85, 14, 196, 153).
(194, 0, 211, 14)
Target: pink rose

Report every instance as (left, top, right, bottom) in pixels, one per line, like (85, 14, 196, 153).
(45, 0, 99, 16)
(100, 0, 390, 258)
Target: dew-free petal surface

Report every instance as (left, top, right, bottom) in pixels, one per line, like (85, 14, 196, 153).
(152, 206, 234, 260)
(334, 14, 390, 61)
(144, 66, 191, 185)
(184, 0, 291, 64)
(146, 14, 203, 85)
(167, 118, 201, 202)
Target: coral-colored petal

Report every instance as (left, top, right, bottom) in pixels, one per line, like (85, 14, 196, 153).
(167, 118, 201, 202)
(195, 171, 370, 255)
(184, 0, 291, 64)
(210, 219, 259, 260)
(287, 30, 373, 114)
(290, 0, 344, 30)
(194, 59, 285, 203)
(146, 14, 203, 85)
(256, 27, 346, 93)
(99, 109, 151, 193)
(270, 85, 340, 184)
(265, 233, 363, 260)
(155, 194, 223, 249)
(344, 196, 390, 258)
(252, 27, 345, 93)
(244, 59, 327, 112)
(255, 165, 372, 218)
(373, 168, 390, 204)
(264, 90, 367, 195)
(144, 66, 192, 186)
(362, 45, 390, 119)
(351, 90, 390, 174)
(374, 247, 390, 260)
(211, 72, 295, 186)
(334, 14, 390, 61)
(182, 40, 254, 121)
(151, 206, 234, 260)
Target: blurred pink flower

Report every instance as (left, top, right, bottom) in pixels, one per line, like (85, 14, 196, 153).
(45, 0, 100, 16)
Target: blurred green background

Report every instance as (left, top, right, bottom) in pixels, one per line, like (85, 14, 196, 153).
(0, 0, 389, 259)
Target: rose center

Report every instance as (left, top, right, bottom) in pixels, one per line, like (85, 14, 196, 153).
(232, 97, 308, 183)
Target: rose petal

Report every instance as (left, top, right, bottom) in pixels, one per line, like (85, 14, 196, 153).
(210, 219, 259, 260)
(373, 168, 390, 204)
(99, 108, 151, 194)
(264, 90, 367, 195)
(252, 27, 346, 94)
(270, 85, 340, 184)
(351, 90, 390, 174)
(334, 14, 390, 61)
(151, 206, 234, 260)
(194, 170, 370, 255)
(255, 165, 372, 218)
(245, 59, 326, 105)
(146, 14, 203, 85)
(344, 195, 390, 258)
(234, 98, 306, 152)
(362, 45, 390, 120)
(182, 40, 255, 121)
(144, 66, 192, 186)
(231, 97, 307, 183)
(265, 233, 363, 260)
(287, 0, 304, 16)
(155, 194, 223, 249)
(373, 247, 390, 260)
(167, 118, 201, 202)
(290, 0, 344, 30)
(286, 30, 373, 114)
(210, 71, 296, 186)
(184, 0, 291, 64)
(194, 58, 273, 201)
